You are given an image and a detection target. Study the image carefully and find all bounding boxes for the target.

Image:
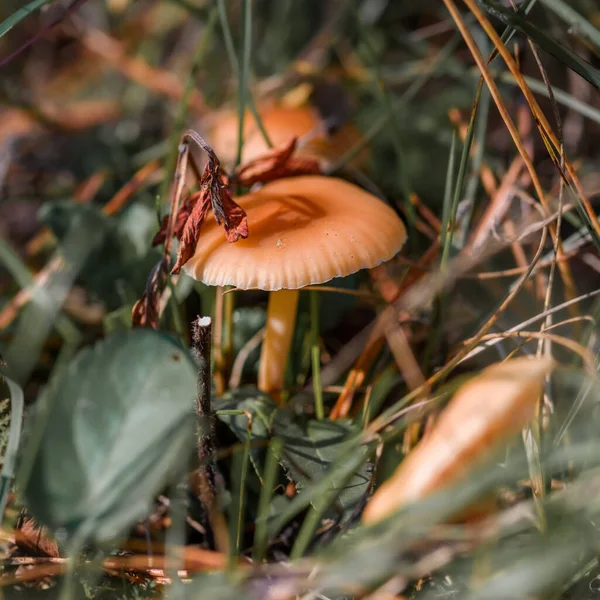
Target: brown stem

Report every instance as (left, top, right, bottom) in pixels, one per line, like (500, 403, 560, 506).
(191, 316, 229, 553)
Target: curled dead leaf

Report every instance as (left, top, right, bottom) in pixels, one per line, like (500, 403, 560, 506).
(171, 189, 212, 274)
(233, 137, 321, 187)
(153, 190, 203, 247)
(131, 259, 167, 328)
(362, 356, 555, 525)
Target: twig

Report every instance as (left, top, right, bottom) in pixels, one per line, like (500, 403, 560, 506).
(191, 316, 229, 554)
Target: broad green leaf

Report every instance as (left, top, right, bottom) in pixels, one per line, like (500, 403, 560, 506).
(38, 201, 161, 310)
(216, 388, 276, 479)
(24, 329, 197, 543)
(274, 414, 370, 523)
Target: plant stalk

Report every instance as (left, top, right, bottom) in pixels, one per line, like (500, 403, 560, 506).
(192, 316, 229, 553)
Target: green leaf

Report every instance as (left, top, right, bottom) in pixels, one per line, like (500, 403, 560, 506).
(23, 329, 197, 543)
(274, 414, 370, 524)
(216, 388, 276, 479)
(39, 200, 161, 309)
(478, 0, 600, 89)
(0, 0, 53, 39)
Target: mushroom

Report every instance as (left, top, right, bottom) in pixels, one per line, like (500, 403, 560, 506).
(183, 175, 407, 396)
(207, 102, 366, 168)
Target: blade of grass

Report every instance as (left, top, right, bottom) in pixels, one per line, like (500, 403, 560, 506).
(499, 71, 600, 126)
(477, 0, 600, 89)
(166, 474, 188, 600)
(458, 81, 492, 244)
(217, 410, 252, 563)
(429, 109, 475, 381)
(440, 132, 458, 270)
(0, 0, 91, 68)
(234, 0, 253, 169)
(216, 0, 272, 149)
(157, 7, 218, 212)
(310, 292, 324, 421)
(252, 437, 282, 562)
(537, 0, 600, 49)
(472, 0, 600, 271)
(3, 228, 99, 385)
(494, 0, 539, 50)
(0, 0, 53, 39)
(445, 81, 482, 263)
(426, 111, 473, 384)
(445, 0, 581, 317)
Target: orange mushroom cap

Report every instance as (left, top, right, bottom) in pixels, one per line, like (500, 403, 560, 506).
(182, 175, 407, 290)
(207, 103, 367, 168)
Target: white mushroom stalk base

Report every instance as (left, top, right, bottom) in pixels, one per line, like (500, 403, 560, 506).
(258, 289, 300, 397)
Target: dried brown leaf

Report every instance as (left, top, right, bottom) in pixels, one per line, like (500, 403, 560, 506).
(171, 189, 211, 275)
(202, 160, 248, 245)
(234, 137, 321, 187)
(152, 191, 203, 248)
(131, 260, 166, 328)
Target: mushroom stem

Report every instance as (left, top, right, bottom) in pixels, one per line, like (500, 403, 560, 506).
(258, 289, 300, 397)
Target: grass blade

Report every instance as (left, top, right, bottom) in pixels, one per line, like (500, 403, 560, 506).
(158, 7, 218, 209)
(310, 292, 324, 421)
(440, 131, 458, 270)
(478, 0, 600, 89)
(446, 80, 482, 258)
(216, 0, 272, 149)
(235, 0, 253, 168)
(538, 0, 600, 49)
(252, 437, 282, 562)
(0, 0, 53, 39)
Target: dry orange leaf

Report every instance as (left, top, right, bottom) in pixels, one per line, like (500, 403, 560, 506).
(362, 356, 555, 525)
